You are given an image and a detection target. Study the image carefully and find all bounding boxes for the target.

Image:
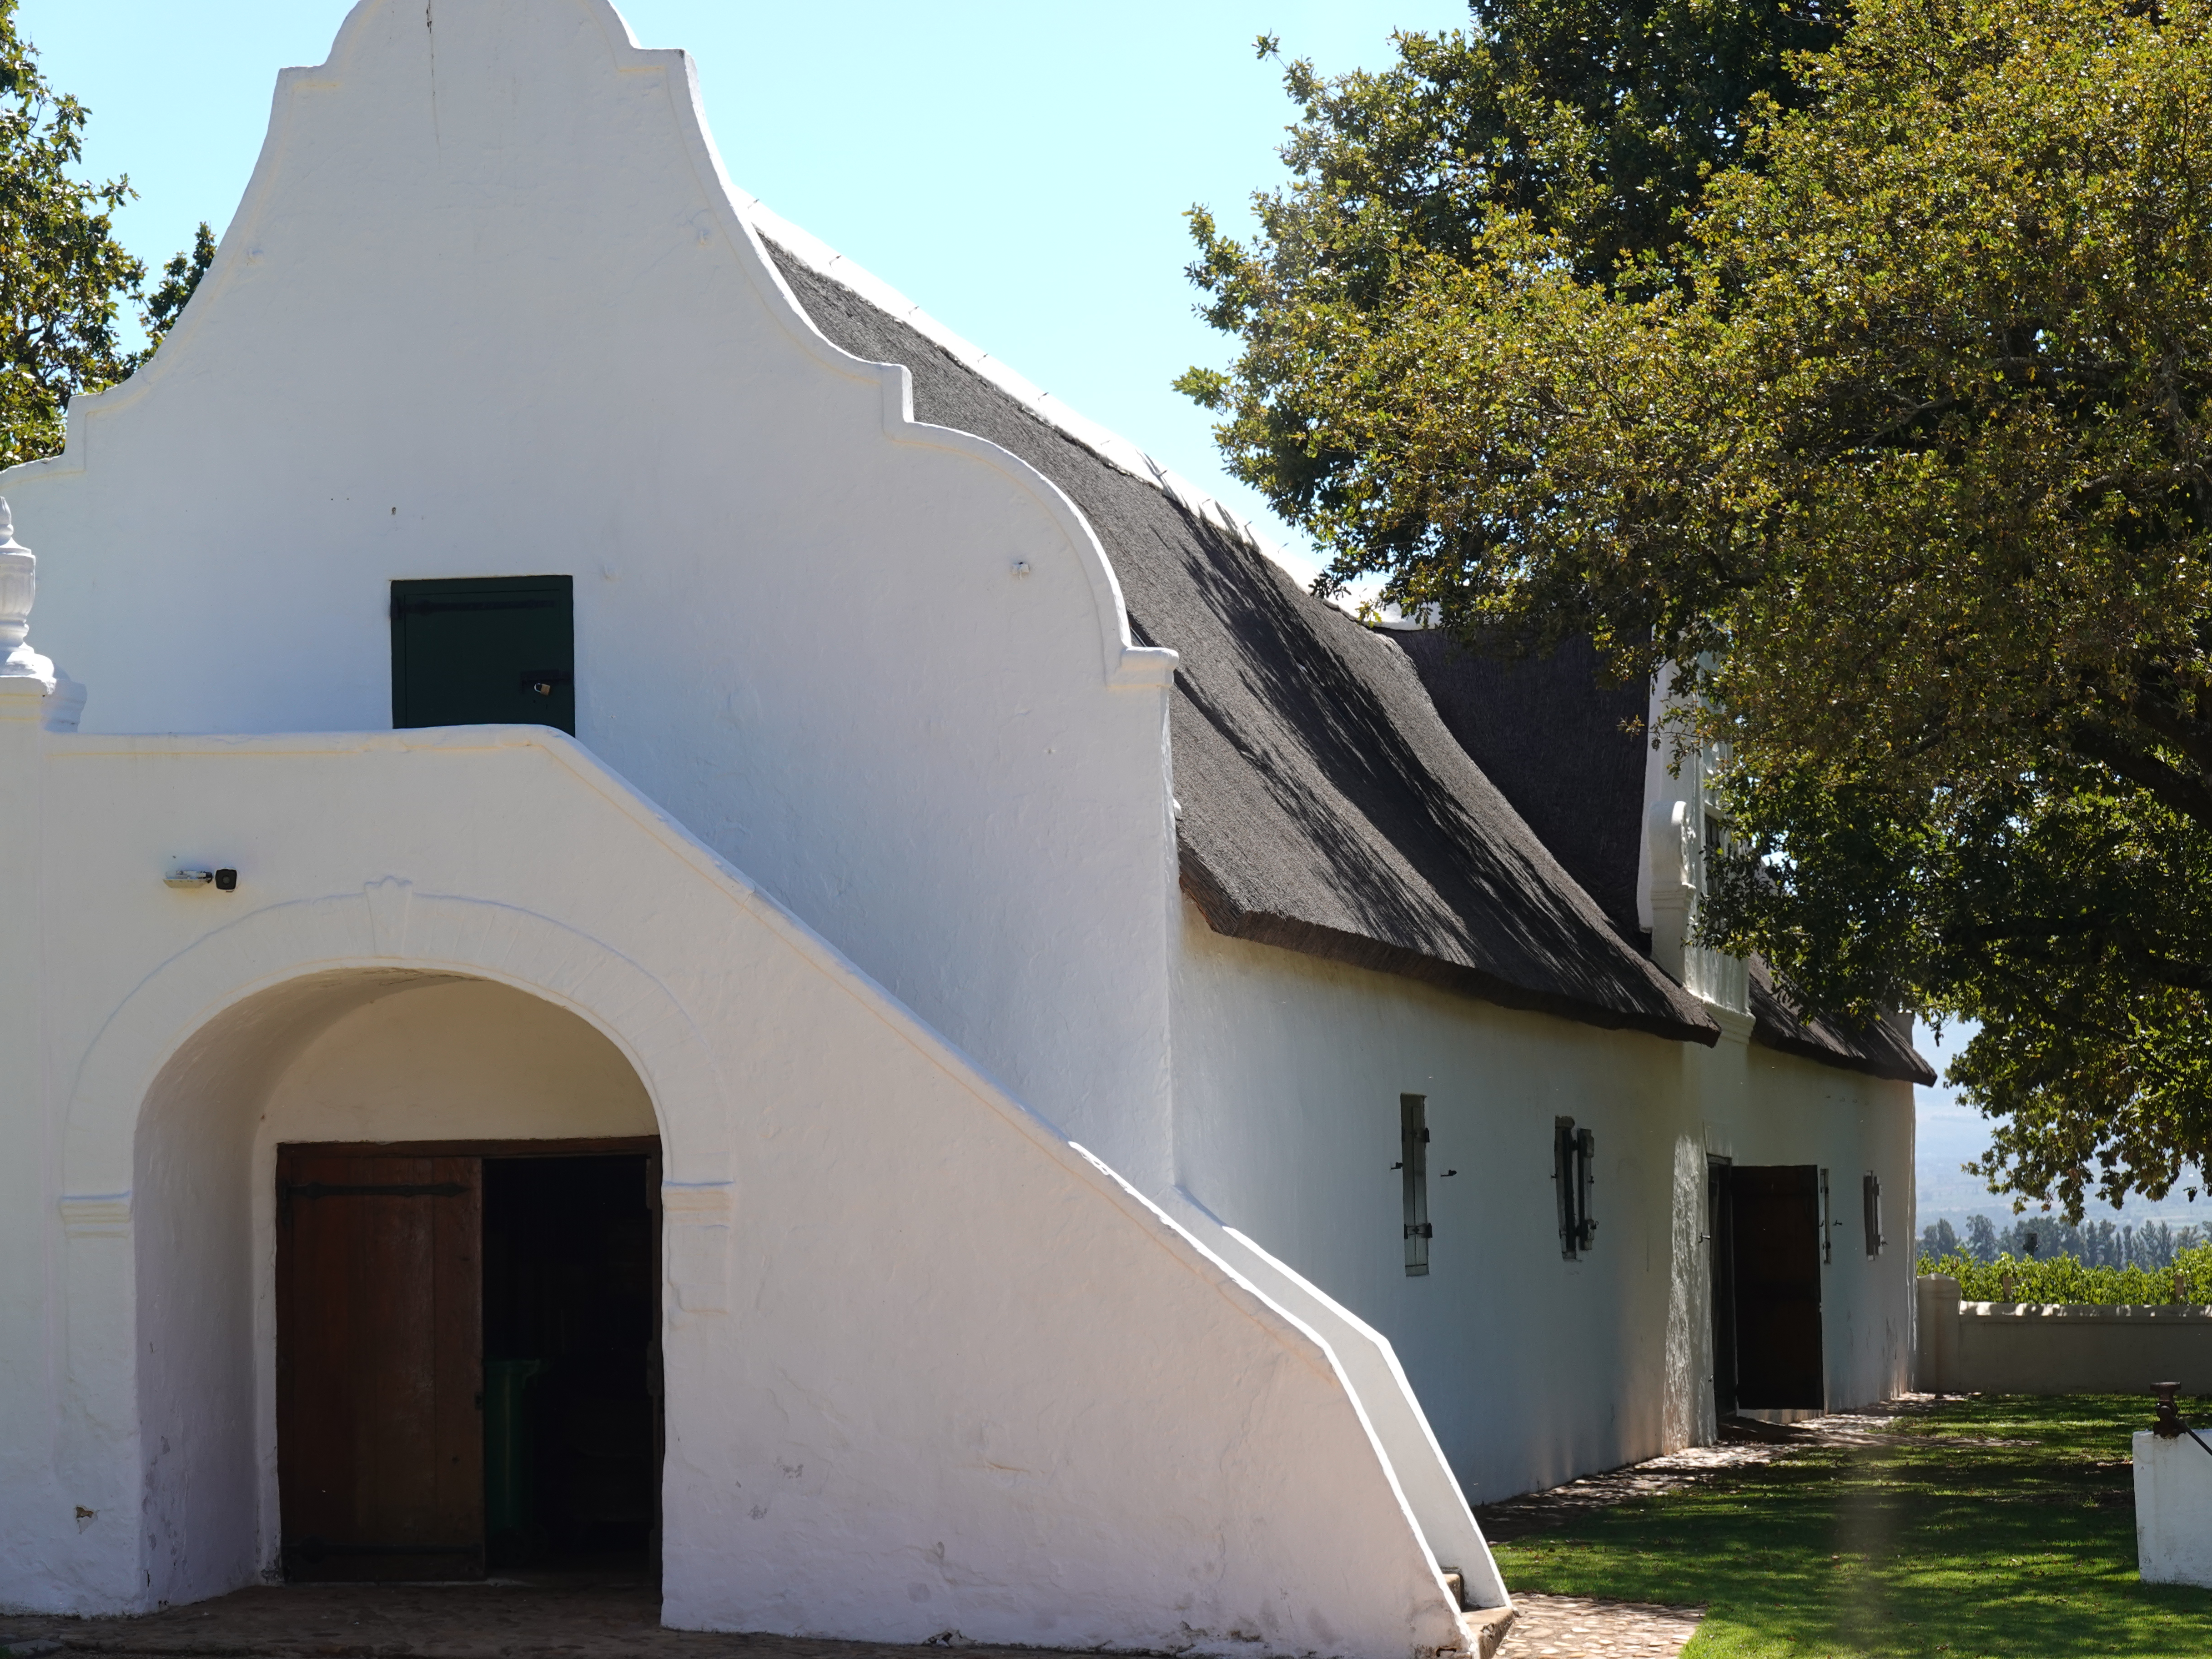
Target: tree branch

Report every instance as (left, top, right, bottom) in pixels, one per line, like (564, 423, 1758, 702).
(2066, 720, 2212, 830)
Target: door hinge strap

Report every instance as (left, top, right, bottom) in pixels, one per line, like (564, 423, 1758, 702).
(284, 1181, 470, 1200)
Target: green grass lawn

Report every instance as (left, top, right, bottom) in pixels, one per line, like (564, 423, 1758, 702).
(1489, 1396, 2212, 1658)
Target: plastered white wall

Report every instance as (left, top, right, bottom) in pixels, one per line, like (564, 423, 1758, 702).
(259, 978, 657, 1146)
(1161, 1199, 1508, 1612)
(0, 0, 1180, 1192)
(0, 720, 1469, 1658)
(1169, 900, 1916, 1502)
(2135, 1432, 2212, 1588)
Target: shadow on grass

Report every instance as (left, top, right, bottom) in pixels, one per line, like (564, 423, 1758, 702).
(1491, 1396, 2212, 1658)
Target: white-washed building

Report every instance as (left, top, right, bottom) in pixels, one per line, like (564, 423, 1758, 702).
(0, 2, 1927, 1652)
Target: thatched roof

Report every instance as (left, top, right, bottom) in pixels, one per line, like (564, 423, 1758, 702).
(1391, 631, 1649, 945)
(1748, 963, 1935, 1085)
(768, 244, 1717, 1044)
(766, 236, 1936, 1080)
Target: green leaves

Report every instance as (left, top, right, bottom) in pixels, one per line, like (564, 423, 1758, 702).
(138, 221, 214, 362)
(0, 3, 215, 468)
(1917, 1247, 2212, 1303)
(1189, 0, 2212, 1216)
(0, 0, 145, 469)
(1706, 769, 2212, 1213)
(1182, 1, 1845, 582)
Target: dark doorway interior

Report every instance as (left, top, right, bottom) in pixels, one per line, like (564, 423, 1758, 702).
(276, 1139, 659, 1584)
(1727, 1164, 1825, 1411)
(483, 1156, 661, 1572)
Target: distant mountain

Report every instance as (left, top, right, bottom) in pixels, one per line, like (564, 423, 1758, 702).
(1916, 1021, 2208, 1231)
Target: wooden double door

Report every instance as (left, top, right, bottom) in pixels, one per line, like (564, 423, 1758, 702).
(276, 1139, 660, 1582)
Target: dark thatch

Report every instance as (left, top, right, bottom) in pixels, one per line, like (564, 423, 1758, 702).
(767, 244, 1731, 1046)
(1749, 961, 1936, 1085)
(1391, 630, 1649, 945)
(1398, 631, 1935, 1083)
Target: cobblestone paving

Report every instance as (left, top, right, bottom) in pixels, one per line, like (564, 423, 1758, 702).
(0, 1405, 1945, 1659)
(1492, 1595, 1704, 1659)
(1, 1581, 1064, 1659)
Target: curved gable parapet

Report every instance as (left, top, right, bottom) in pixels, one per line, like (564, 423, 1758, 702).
(25, 0, 1171, 694)
(729, 197, 1312, 611)
(649, 54, 1176, 693)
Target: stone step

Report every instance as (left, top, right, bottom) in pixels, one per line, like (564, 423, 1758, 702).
(1463, 1604, 1517, 1658)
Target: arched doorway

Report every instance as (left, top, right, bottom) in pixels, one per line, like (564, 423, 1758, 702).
(131, 970, 664, 1599)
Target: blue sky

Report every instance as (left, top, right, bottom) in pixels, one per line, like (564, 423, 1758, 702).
(20, 0, 1479, 585)
(28, 1, 2153, 1237)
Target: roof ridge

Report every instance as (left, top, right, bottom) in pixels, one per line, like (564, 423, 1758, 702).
(734, 194, 1318, 586)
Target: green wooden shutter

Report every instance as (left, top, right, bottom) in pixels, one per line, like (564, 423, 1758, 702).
(1575, 1126, 1597, 1253)
(1557, 1118, 1597, 1259)
(1401, 1093, 1430, 1276)
(391, 576, 575, 735)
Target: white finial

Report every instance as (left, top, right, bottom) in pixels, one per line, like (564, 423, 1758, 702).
(0, 498, 81, 730)
(0, 496, 33, 658)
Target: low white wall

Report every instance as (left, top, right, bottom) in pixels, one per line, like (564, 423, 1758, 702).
(4, 725, 1469, 1659)
(1916, 1276, 2212, 1394)
(1170, 900, 1916, 1502)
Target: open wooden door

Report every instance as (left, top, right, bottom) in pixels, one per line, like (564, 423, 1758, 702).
(276, 1150, 485, 1580)
(1728, 1164, 1825, 1411)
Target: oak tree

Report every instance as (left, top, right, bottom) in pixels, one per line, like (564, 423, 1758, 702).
(1185, 0, 2212, 1217)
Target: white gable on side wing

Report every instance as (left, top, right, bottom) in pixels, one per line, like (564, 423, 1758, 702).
(5, 0, 1183, 1185)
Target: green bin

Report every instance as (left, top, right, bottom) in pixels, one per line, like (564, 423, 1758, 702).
(483, 1358, 546, 1562)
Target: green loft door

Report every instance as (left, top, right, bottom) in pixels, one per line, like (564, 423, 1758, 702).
(392, 576, 574, 735)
